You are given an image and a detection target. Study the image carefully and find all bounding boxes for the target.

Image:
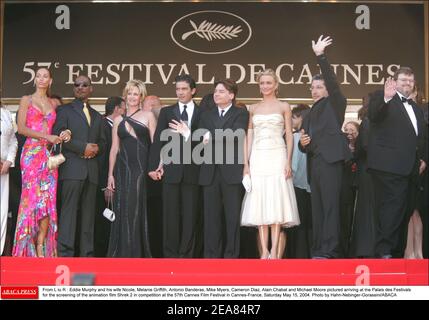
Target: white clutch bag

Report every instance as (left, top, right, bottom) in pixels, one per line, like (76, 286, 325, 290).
(242, 174, 252, 193)
(103, 196, 115, 222)
(103, 208, 115, 222)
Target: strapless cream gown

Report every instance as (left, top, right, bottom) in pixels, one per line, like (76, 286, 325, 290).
(241, 114, 300, 227)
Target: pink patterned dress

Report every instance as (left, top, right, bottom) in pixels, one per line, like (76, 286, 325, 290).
(12, 103, 58, 257)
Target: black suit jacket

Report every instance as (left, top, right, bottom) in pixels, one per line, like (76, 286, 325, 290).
(367, 91, 427, 176)
(149, 102, 201, 184)
(53, 99, 106, 184)
(300, 54, 352, 164)
(198, 105, 249, 186)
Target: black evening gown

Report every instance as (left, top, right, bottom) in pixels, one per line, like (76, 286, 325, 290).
(107, 116, 152, 257)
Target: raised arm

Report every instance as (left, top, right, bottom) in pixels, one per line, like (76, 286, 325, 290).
(313, 35, 347, 124)
(368, 79, 396, 123)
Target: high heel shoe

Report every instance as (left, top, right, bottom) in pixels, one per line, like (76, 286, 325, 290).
(260, 252, 270, 259)
(36, 244, 44, 258)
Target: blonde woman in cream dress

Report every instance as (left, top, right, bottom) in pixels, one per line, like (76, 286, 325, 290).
(241, 69, 299, 259)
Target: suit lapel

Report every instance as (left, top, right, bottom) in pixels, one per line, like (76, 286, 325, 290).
(412, 103, 424, 137)
(210, 107, 223, 129)
(172, 103, 181, 121)
(71, 100, 89, 126)
(88, 105, 98, 127)
(190, 102, 200, 131)
(220, 106, 237, 128)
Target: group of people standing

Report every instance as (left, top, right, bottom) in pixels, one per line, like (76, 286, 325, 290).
(1, 35, 427, 259)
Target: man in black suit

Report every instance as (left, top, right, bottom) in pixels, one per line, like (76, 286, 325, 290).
(148, 74, 201, 258)
(299, 36, 352, 258)
(94, 96, 124, 257)
(53, 75, 106, 257)
(199, 79, 249, 258)
(367, 67, 427, 258)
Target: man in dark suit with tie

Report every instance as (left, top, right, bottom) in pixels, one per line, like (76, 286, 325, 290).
(148, 74, 201, 258)
(94, 96, 125, 257)
(53, 75, 106, 257)
(199, 79, 249, 258)
(299, 36, 352, 258)
(367, 67, 427, 258)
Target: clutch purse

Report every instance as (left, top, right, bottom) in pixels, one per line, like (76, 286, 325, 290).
(242, 174, 252, 193)
(103, 195, 115, 222)
(48, 143, 66, 170)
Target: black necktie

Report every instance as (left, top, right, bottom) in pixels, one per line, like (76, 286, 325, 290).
(181, 105, 188, 122)
(220, 109, 225, 118)
(401, 97, 413, 104)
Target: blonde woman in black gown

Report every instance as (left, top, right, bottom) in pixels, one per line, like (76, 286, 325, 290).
(107, 80, 157, 257)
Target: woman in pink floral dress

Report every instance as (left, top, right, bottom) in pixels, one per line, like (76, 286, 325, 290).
(13, 67, 70, 257)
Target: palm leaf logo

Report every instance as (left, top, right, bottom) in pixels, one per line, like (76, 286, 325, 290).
(181, 20, 242, 41)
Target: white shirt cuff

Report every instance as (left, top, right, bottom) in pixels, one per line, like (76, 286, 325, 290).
(184, 129, 191, 142)
(204, 131, 211, 141)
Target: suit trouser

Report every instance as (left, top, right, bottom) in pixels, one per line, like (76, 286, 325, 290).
(203, 168, 243, 258)
(310, 155, 343, 258)
(370, 169, 415, 258)
(57, 179, 96, 257)
(163, 182, 200, 258)
(421, 170, 428, 258)
(94, 188, 111, 257)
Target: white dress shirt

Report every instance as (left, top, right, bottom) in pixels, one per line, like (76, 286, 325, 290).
(397, 92, 418, 135)
(179, 101, 195, 129)
(203, 104, 233, 142)
(179, 101, 195, 141)
(218, 104, 232, 117)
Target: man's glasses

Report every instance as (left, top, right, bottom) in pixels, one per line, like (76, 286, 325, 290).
(74, 82, 90, 88)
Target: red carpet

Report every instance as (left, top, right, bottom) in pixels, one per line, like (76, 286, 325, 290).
(1, 257, 427, 286)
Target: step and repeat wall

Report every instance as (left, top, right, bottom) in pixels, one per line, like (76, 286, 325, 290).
(2, 1, 426, 103)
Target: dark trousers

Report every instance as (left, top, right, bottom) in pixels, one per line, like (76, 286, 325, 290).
(147, 178, 163, 258)
(94, 188, 111, 257)
(310, 156, 343, 258)
(162, 182, 200, 258)
(421, 170, 428, 258)
(203, 168, 243, 258)
(370, 168, 415, 258)
(286, 187, 312, 258)
(57, 179, 96, 257)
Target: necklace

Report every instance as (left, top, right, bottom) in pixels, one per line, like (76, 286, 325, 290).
(32, 94, 51, 116)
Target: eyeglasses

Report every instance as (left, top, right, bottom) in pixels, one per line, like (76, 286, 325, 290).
(74, 82, 90, 88)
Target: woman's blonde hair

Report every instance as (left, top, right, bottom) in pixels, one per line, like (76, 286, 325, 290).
(123, 79, 147, 105)
(256, 68, 279, 96)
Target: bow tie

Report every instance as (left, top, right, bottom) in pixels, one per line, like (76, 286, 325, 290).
(401, 97, 413, 104)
